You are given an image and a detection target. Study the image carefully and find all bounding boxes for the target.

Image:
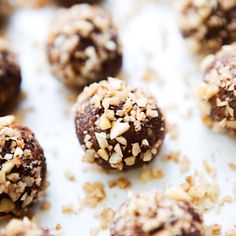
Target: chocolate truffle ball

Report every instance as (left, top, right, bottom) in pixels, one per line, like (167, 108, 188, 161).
(0, 116, 47, 217)
(179, 0, 236, 54)
(0, 39, 21, 112)
(47, 4, 122, 89)
(0, 218, 49, 236)
(73, 78, 165, 171)
(110, 191, 205, 236)
(199, 44, 236, 135)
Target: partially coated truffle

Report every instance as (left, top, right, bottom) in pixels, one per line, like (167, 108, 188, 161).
(47, 4, 122, 89)
(0, 218, 49, 236)
(199, 44, 236, 135)
(110, 191, 205, 236)
(0, 116, 47, 217)
(0, 39, 21, 112)
(73, 78, 165, 171)
(179, 0, 236, 54)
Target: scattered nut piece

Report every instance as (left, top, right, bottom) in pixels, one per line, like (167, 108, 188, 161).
(81, 182, 106, 208)
(40, 201, 51, 211)
(163, 151, 180, 163)
(228, 162, 236, 171)
(108, 177, 131, 189)
(65, 171, 76, 181)
(208, 224, 222, 235)
(165, 186, 192, 202)
(180, 156, 190, 173)
(97, 207, 115, 230)
(139, 167, 164, 184)
(62, 204, 75, 214)
(167, 123, 179, 140)
(203, 160, 214, 174)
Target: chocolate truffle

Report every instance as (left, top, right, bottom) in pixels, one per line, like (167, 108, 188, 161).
(199, 44, 236, 135)
(110, 191, 205, 236)
(179, 0, 236, 54)
(73, 78, 165, 171)
(47, 4, 122, 89)
(0, 116, 47, 217)
(0, 39, 21, 112)
(0, 218, 49, 236)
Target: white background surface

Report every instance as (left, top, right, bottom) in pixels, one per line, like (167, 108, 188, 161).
(2, 0, 236, 235)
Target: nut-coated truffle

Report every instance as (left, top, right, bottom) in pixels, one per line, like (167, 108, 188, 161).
(73, 78, 165, 171)
(0, 218, 49, 236)
(47, 4, 122, 89)
(0, 116, 47, 217)
(110, 191, 205, 236)
(199, 44, 236, 135)
(0, 39, 21, 112)
(179, 0, 236, 54)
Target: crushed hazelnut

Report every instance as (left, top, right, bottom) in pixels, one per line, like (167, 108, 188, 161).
(65, 171, 76, 181)
(81, 182, 106, 208)
(40, 201, 51, 211)
(97, 207, 115, 230)
(208, 224, 222, 235)
(108, 177, 131, 189)
(163, 151, 180, 163)
(62, 204, 75, 214)
(139, 167, 165, 184)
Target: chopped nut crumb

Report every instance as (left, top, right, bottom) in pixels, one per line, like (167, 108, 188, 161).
(163, 151, 180, 163)
(229, 162, 236, 171)
(139, 167, 164, 184)
(203, 160, 214, 174)
(108, 177, 131, 189)
(165, 186, 191, 202)
(62, 204, 75, 214)
(219, 196, 233, 206)
(97, 207, 115, 230)
(142, 68, 161, 83)
(208, 224, 222, 235)
(81, 182, 106, 208)
(180, 174, 220, 211)
(40, 201, 51, 211)
(167, 123, 179, 140)
(180, 156, 190, 173)
(55, 224, 62, 231)
(65, 170, 76, 181)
